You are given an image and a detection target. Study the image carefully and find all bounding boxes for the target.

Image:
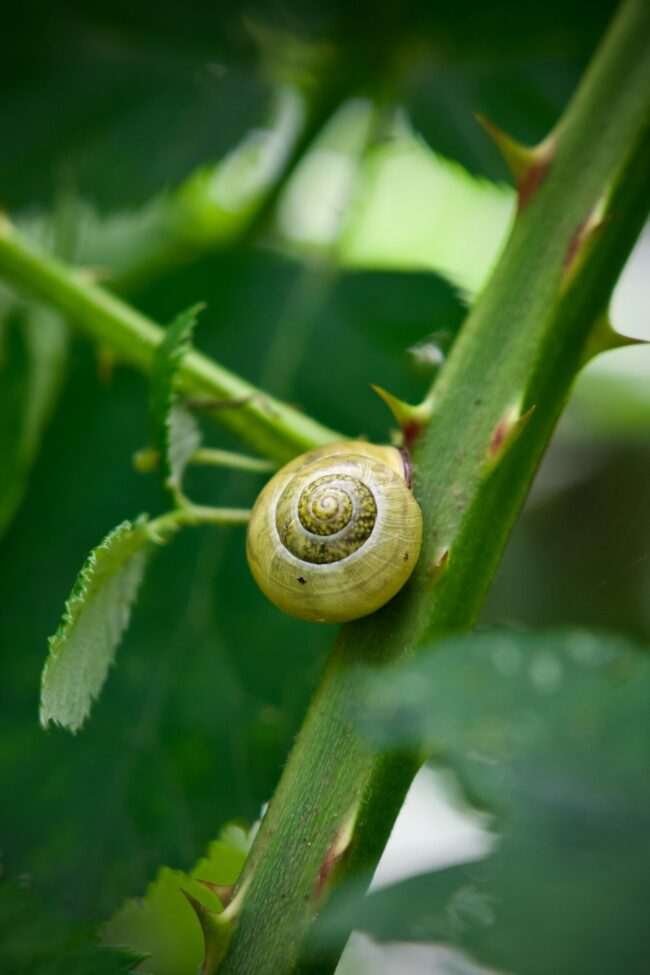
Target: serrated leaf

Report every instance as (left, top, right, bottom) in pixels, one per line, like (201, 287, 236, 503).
(167, 406, 202, 487)
(40, 517, 151, 733)
(150, 305, 204, 490)
(322, 629, 650, 975)
(103, 823, 253, 975)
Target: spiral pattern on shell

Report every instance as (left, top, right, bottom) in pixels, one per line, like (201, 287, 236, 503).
(277, 473, 377, 564)
(246, 441, 423, 623)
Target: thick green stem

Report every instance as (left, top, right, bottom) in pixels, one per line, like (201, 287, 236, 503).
(0, 217, 340, 463)
(218, 2, 650, 972)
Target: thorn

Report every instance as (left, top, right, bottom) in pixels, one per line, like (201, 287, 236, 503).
(313, 806, 358, 903)
(196, 878, 236, 908)
(475, 115, 555, 209)
(563, 199, 611, 287)
(371, 385, 434, 449)
(181, 889, 234, 975)
(581, 312, 647, 365)
(428, 547, 449, 582)
(487, 403, 536, 467)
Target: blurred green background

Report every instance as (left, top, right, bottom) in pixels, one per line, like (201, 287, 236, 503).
(1, 1, 648, 972)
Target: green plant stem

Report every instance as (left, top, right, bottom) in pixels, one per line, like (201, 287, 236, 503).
(191, 447, 276, 474)
(217, 2, 650, 973)
(0, 216, 340, 464)
(148, 505, 251, 542)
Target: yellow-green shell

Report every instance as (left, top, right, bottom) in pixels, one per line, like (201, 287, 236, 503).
(246, 441, 422, 623)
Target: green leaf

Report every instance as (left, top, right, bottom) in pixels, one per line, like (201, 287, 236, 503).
(103, 823, 253, 975)
(40, 517, 151, 733)
(324, 629, 650, 975)
(150, 305, 204, 491)
(0, 334, 329, 924)
(272, 104, 514, 297)
(0, 291, 67, 538)
(0, 878, 134, 975)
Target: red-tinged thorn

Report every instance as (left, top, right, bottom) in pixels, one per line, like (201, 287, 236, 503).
(564, 206, 612, 281)
(313, 810, 357, 902)
(489, 418, 509, 459)
(489, 405, 536, 463)
(314, 842, 342, 902)
(402, 419, 423, 450)
(196, 879, 235, 907)
(517, 160, 550, 210)
(475, 114, 554, 210)
(371, 384, 434, 449)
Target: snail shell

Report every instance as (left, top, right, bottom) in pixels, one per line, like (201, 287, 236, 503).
(246, 440, 422, 623)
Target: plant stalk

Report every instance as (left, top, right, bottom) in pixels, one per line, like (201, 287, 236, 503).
(217, 2, 650, 972)
(0, 216, 340, 464)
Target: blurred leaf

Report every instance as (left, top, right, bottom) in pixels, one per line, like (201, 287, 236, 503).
(2, 5, 268, 209)
(322, 629, 650, 975)
(0, 878, 134, 975)
(68, 86, 306, 290)
(40, 517, 151, 732)
(0, 293, 68, 537)
(274, 107, 514, 296)
(103, 823, 253, 975)
(150, 305, 204, 491)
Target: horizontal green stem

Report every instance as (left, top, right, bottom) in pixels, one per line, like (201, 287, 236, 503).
(191, 448, 276, 474)
(218, 1, 650, 972)
(0, 216, 340, 464)
(148, 505, 251, 542)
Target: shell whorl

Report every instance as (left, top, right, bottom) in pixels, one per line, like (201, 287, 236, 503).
(246, 440, 423, 623)
(277, 473, 377, 564)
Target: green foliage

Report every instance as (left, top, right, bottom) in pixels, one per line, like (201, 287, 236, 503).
(0, 345, 329, 924)
(0, 293, 67, 537)
(149, 304, 204, 492)
(103, 823, 252, 975)
(0, 0, 648, 971)
(321, 629, 650, 975)
(0, 879, 134, 975)
(40, 517, 151, 732)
